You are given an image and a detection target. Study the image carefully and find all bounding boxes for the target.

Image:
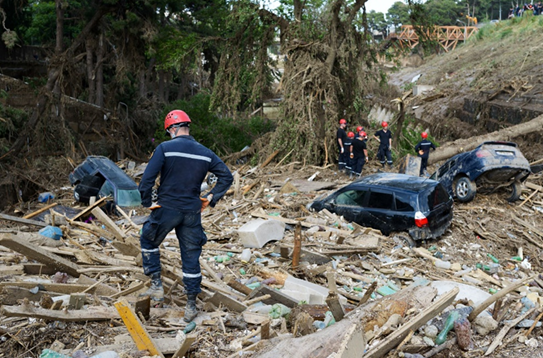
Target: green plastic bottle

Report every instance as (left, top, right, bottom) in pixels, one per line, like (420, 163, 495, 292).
(435, 310, 460, 345)
(183, 321, 196, 334)
(40, 349, 72, 358)
(487, 253, 499, 263)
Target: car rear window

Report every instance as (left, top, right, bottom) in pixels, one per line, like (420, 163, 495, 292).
(428, 185, 450, 210)
(367, 191, 394, 210)
(395, 194, 415, 212)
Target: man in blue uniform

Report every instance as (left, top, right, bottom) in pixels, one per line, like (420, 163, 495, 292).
(415, 131, 436, 176)
(344, 131, 355, 174)
(138, 109, 233, 322)
(374, 121, 393, 168)
(350, 130, 368, 178)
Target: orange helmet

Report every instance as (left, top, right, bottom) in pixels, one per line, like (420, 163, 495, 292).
(382, 121, 388, 128)
(164, 110, 191, 130)
(339, 119, 347, 125)
(347, 131, 355, 138)
(421, 132, 428, 139)
(356, 126, 363, 132)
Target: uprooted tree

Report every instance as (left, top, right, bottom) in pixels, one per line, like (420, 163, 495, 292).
(208, 0, 387, 164)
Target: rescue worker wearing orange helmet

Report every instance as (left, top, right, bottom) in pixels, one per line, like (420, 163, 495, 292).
(414, 131, 436, 176)
(350, 130, 369, 178)
(374, 121, 393, 168)
(354, 126, 364, 139)
(138, 109, 233, 322)
(337, 119, 348, 172)
(344, 131, 355, 173)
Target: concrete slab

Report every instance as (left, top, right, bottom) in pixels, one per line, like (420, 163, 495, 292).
(237, 219, 286, 248)
(281, 276, 347, 305)
(430, 280, 491, 307)
(413, 85, 435, 96)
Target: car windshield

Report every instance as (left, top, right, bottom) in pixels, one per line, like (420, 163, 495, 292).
(99, 180, 142, 207)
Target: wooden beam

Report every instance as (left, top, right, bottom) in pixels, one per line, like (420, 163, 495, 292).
(1, 304, 118, 321)
(114, 299, 165, 358)
(364, 287, 459, 358)
(70, 196, 108, 221)
(23, 203, 58, 219)
(0, 213, 47, 227)
(0, 234, 81, 277)
(91, 207, 126, 240)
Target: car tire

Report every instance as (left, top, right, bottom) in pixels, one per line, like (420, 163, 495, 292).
(455, 177, 476, 202)
(507, 181, 522, 202)
(391, 232, 417, 248)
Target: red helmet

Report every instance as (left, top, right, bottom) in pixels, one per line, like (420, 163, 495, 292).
(381, 121, 388, 128)
(421, 132, 428, 139)
(360, 131, 367, 138)
(356, 126, 363, 132)
(164, 110, 191, 130)
(339, 118, 347, 125)
(347, 131, 355, 138)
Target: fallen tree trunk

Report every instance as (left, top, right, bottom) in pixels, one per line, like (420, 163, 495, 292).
(428, 114, 543, 165)
(253, 286, 459, 358)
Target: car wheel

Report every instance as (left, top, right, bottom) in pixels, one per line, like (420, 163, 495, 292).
(455, 177, 476, 202)
(391, 232, 416, 248)
(507, 181, 522, 202)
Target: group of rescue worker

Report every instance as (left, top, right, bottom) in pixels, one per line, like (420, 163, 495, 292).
(337, 118, 436, 177)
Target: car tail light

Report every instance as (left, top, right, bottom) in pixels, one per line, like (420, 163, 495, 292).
(415, 211, 428, 227)
(476, 150, 491, 158)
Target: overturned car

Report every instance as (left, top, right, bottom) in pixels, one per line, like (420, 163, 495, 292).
(308, 173, 453, 242)
(431, 141, 531, 203)
(69, 156, 141, 207)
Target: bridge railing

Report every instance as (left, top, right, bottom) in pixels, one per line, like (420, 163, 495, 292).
(387, 25, 478, 52)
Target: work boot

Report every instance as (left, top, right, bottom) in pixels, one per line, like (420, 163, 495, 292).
(139, 274, 164, 302)
(184, 293, 198, 322)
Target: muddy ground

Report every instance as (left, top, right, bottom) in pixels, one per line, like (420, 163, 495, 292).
(0, 156, 542, 358)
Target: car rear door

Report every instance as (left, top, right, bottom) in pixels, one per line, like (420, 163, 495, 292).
(330, 187, 370, 225)
(365, 189, 396, 234)
(425, 184, 453, 232)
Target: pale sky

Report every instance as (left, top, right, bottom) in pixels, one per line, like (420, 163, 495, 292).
(365, 0, 402, 15)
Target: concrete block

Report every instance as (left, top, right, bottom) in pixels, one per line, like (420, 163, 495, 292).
(413, 85, 435, 96)
(281, 276, 347, 305)
(237, 219, 285, 248)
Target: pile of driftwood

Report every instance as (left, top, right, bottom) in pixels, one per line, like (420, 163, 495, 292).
(0, 157, 542, 358)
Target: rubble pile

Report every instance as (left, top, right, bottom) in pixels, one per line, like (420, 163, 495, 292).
(0, 157, 542, 358)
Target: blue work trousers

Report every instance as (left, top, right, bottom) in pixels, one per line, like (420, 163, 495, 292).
(140, 207, 207, 295)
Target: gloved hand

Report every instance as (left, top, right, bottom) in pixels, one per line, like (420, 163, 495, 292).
(341, 147, 344, 154)
(200, 194, 213, 212)
(149, 202, 161, 210)
(350, 153, 354, 159)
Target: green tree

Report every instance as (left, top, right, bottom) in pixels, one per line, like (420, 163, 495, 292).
(387, 1, 411, 29)
(367, 10, 389, 37)
(425, 0, 463, 25)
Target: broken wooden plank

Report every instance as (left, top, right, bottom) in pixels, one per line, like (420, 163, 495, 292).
(76, 274, 120, 296)
(0, 264, 24, 275)
(207, 291, 248, 313)
(0, 286, 62, 305)
(245, 284, 299, 308)
(0, 282, 98, 295)
(0, 233, 81, 277)
(0, 213, 48, 227)
(172, 334, 197, 358)
(485, 308, 535, 356)
(23, 202, 58, 219)
(111, 240, 141, 257)
(468, 275, 534, 321)
(114, 299, 165, 358)
(70, 196, 108, 221)
(363, 287, 459, 358)
(1, 304, 118, 321)
(60, 338, 181, 356)
(92, 206, 126, 240)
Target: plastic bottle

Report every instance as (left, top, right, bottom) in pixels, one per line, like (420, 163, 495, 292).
(487, 253, 499, 263)
(240, 249, 251, 263)
(323, 311, 336, 327)
(40, 349, 72, 358)
(183, 321, 196, 334)
(434, 260, 451, 269)
(435, 310, 460, 345)
(38, 192, 55, 203)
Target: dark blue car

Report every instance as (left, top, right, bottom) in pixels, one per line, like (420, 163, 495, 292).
(431, 141, 531, 202)
(308, 173, 453, 242)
